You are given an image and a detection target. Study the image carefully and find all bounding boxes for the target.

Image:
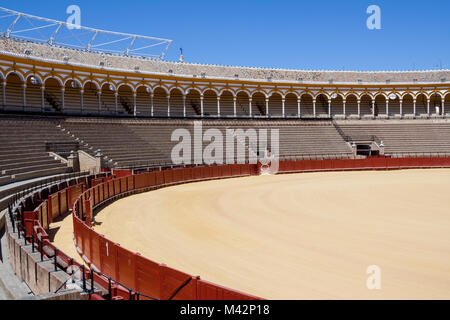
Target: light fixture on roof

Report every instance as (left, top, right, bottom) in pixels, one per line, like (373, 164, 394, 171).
(234, 74, 239, 79)
(99, 61, 105, 67)
(63, 56, 70, 62)
(71, 81, 79, 89)
(109, 84, 114, 91)
(331, 93, 338, 99)
(168, 69, 173, 74)
(386, 79, 391, 84)
(389, 93, 397, 100)
(201, 72, 206, 78)
(134, 66, 140, 72)
(267, 76, 272, 82)
(23, 49, 32, 55)
(30, 76, 39, 85)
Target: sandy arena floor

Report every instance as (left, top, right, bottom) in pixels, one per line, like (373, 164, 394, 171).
(53, 169, 450, 299)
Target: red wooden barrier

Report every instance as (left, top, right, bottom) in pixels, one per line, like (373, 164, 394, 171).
(164, 170, 174, 184)
(116, 245, 136, 290)
(155, 171, 164, 185)
(90, 231, 102, 271)
(160, 265, 197, 300)
(197, 279, 261, 300)
(99, 236, 117, 279)
(135, 254, 161, 300)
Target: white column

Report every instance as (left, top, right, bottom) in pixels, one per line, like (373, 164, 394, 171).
(167, 95, 171, 117)
(217, 96, 221, 117)
(343, 100, 346, 118)
(413, 99, 416, 116)
(249, 98, 253, 118)
(282, 98, 286, 118)
(61, 87, 65, 111)
(41, 86, 45, 112)
(313, 99, 316, 117)
(386, 100, 389, 117)
(22, 84, 26, 111)
(399, 99, 403, 117)
(114, 92, 118, 114)
(200, 95, 204, 117)
(97, 90, 102, 113)
(80, 89, 84, 113)
(150, 93, 154, 117)
(2, 80, 6, 109)
(183, 94, 187, 118)
(328, 99, 331, 117)
(233, 96, 237, 118)
(373, 100, 376, 118)
(357, 99, 361, 118)
(442, 99, 445, 117)
(427, 99, 430, 116)
(133, 93, 137, 116)
(265, 98, 269, 118)
(297, 98, 301, 118)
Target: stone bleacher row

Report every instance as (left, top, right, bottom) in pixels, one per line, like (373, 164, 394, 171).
(0, 118, 73, 185)
(3, 37, 450, 84)
(337, 120, 450, 156)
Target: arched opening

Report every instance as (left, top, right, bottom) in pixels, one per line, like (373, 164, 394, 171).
(65, 80, 81, 114)
(345, 95, 358, 117)
(152, 87, 168, 117)
(374, 95, 386, 116)
(169, 88, 184, 117)
(203, 90, 218, 117)
(236, 91, 249, 117)
(388, 94, 401, 117)
(430, 93, 442, 116)
(118, 85, 134, 115)
(5, 73, 24, 111)
(285, 93, 298, 117)
(186, 89, 201, 117)
(83, 82, 99, 115)
(445, 94, 450, 117)
(331, 94, 344, 117)
(220, 90, 234, 117)
(135, 86, 151, 117)
(316, 94, 329, 117)
(416, 94, 428, 115)
(300, 94, 313, 117)
(360, 94, 373, 117)
(402, 94, 414, 115)
(252, 92, 266, 117)
(101, 83, 117, 115)
(268, 92, 283, 118)
(25, 76, 42, 112)
(44, 78, 62, 112)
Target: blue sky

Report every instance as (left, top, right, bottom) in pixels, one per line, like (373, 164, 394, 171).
(1, 0, 449, 71)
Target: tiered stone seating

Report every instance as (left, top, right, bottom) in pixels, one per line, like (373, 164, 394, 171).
(0, 117, 73, 185)
(337, 120, 450, 156)
(60, 120, 168, 167)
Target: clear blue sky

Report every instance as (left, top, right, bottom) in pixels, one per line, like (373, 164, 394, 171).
(2, 0, 449, 71)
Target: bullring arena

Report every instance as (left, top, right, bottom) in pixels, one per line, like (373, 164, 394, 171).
(51, 169, 450, 300)
(1, 6, 450, 301)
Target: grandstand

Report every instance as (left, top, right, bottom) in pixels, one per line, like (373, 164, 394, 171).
(0, 7, 450, 302)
